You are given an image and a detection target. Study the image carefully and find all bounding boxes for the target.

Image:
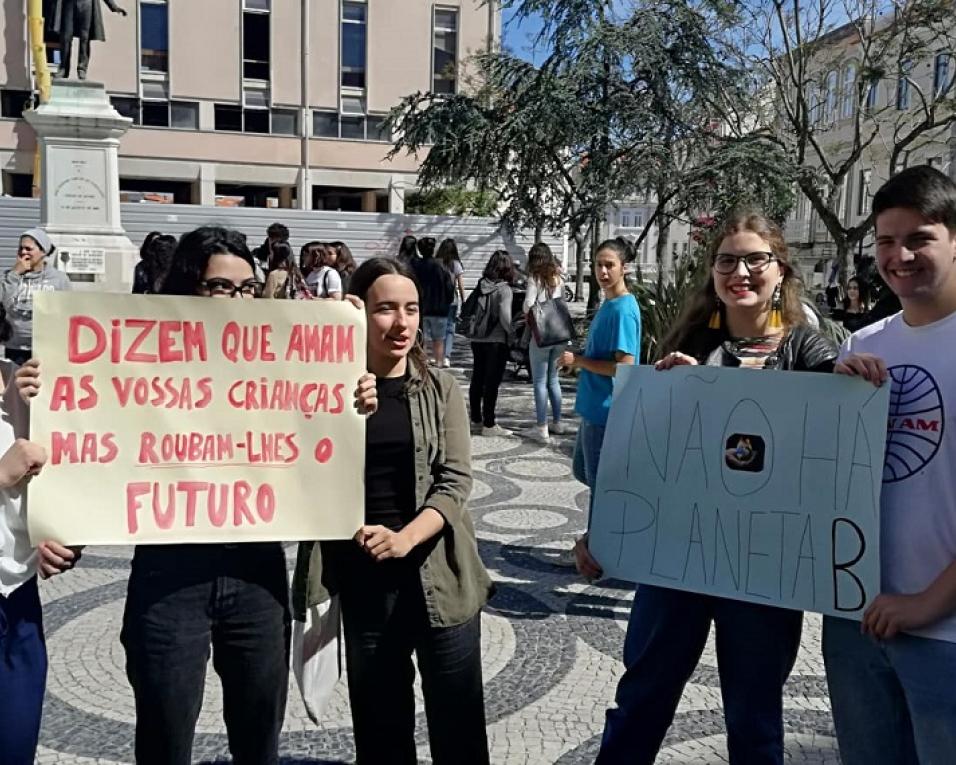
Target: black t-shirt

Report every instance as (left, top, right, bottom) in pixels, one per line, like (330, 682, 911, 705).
(412, 258, 454, 316)
(365, 374, 416, 530)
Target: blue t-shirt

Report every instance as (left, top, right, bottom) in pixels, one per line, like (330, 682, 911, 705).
(574, 294, 641, 425)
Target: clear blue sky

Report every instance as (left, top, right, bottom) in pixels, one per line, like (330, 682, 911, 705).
(501, 7, 548, 65)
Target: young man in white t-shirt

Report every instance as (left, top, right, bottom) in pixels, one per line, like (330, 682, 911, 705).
(826, 165, 956, 763)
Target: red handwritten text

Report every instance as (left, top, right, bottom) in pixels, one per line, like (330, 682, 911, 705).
(110, 376, 213, 410)
(126, 481, 277, 533)
(51, 431, 118, 465)
(227, 379, 345, 419)
(284, 324, 355, 363)
(68, 317, 208, 364)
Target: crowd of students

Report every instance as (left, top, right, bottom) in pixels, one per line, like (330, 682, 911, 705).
(0, 164, 955, 765)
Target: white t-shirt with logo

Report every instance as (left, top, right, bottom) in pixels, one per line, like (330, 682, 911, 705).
(840, 309, 956, 642)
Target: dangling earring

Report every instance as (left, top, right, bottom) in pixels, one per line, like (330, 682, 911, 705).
(768, 284, 783, 329)
(708, 299, 722, 329)
(416, 328, 425, 346)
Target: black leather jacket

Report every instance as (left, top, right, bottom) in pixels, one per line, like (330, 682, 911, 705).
(683, 323, 838, 372)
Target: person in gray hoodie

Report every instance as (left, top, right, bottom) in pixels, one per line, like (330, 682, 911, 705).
(1, 229, 72, 365)
(469, 250, 516, 436)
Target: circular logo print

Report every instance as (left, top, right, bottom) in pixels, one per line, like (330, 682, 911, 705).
(884, 364, 945, 483)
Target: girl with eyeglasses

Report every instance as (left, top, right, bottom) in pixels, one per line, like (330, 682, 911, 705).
(591, 212, 837, 765)
(16, 226, 378, 764)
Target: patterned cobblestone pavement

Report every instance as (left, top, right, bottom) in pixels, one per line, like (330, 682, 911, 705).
(36, 347, 841, 764)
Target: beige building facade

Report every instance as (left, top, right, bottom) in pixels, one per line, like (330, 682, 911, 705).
(0, 0, 500, 211)
(780, 20, 956, 289)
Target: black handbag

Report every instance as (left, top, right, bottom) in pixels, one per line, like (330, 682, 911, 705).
(528, 296, 575, 347)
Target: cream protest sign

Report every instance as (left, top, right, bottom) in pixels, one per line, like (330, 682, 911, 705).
(28, 292, 366, 545)
(589, 365, 890, 619)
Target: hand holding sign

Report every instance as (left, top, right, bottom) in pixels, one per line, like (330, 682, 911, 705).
(28, 292, 368, 546)
(588, 365, 890, 619)
(0, 438, 47, 487)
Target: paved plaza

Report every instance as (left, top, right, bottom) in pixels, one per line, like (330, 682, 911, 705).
(35, 348, 841, 764)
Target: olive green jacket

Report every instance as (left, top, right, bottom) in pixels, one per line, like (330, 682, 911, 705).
(292, 363, 494, 627)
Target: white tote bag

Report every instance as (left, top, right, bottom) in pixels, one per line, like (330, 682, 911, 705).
(291, 595, 342, 724)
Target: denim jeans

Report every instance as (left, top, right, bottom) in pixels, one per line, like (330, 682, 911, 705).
(422, 315, 449, 343)
(338, 553, 489, 765)
(823, 615, 956, 765)
(0, 577, 47, 765)
(573, 419, 606, 519)
(445, 303, 458, 360)
(469, 341, 509, 427)
(120, 543, 291, 765)
(528, 339, 563, 425)
(597, 585, 802, 765)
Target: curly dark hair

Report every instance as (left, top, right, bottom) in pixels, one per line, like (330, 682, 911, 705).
(161, 226, 256, 296)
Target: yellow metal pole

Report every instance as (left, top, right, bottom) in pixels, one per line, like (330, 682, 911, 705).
(28, 0, 52, 197)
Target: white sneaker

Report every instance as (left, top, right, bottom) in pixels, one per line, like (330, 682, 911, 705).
(519, 425, 550, 442)
(550, 420, 570, 435)
(481, 424, 513, 437)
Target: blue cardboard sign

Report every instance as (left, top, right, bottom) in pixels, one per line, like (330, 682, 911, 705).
(589, 365, 889, 618)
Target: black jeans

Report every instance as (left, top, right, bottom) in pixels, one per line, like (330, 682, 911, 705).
(597, 585, 803, 764)
(120, 543, 291, 765)
(469, 341, 509, 427)
(338, 553, 489, 765)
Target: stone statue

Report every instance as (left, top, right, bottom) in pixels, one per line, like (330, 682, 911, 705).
(48, 0, 128, 80)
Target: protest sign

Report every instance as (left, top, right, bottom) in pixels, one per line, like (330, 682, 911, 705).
(28, 292, 366, 545)
(589, 365, 889, 619)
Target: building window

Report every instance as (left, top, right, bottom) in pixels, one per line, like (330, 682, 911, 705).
(433, 7, 458, 94)
(634, 212, 644, 228)
(140, 1, 169, 73)
(170, 101, 199, 129)
(824, 70, 838, 123)
(271, 109, 298, 135)
(341, 2, 367, 89)
(1, 89, 32, 118)
(111, 96, 141, 123)
(856, 170, 871, 217)
(934, 53, 951, 96)
(369, 115, 390, 142)
(621, 211, 631, 228)
(893, 152, 909, 175)
(865, 79, 879, 111)
(340, 116, 365, 140)
(142, 100, 169, 127)
(214, 97, 297, 135)
(313, 111, 340, 138)
(243, 0, 270, 9)
(841, 65, 855, 119)
(243, 10, 271, 80)
(112, 96, 198, 129)
(896, 61, 912, 110)
(929, 156, 943, 169)
(807, 83, 821, 125)
(214, 104, 243, 132)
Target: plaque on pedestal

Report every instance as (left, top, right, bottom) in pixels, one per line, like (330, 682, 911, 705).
(24, 80, 139, 291)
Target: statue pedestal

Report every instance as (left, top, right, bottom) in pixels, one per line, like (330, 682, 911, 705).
(23, 80, 138, 292)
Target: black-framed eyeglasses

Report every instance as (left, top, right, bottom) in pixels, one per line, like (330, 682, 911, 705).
(199, 278, 264, 298)
(713, 252, 778, 275)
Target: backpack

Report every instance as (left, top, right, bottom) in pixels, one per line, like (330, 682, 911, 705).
(460, 285, 498, 339)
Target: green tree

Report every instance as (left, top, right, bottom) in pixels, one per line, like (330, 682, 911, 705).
(386, 0, 793, 302)
(724, 0, 956, 274)
(405, 186, 500, 216)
